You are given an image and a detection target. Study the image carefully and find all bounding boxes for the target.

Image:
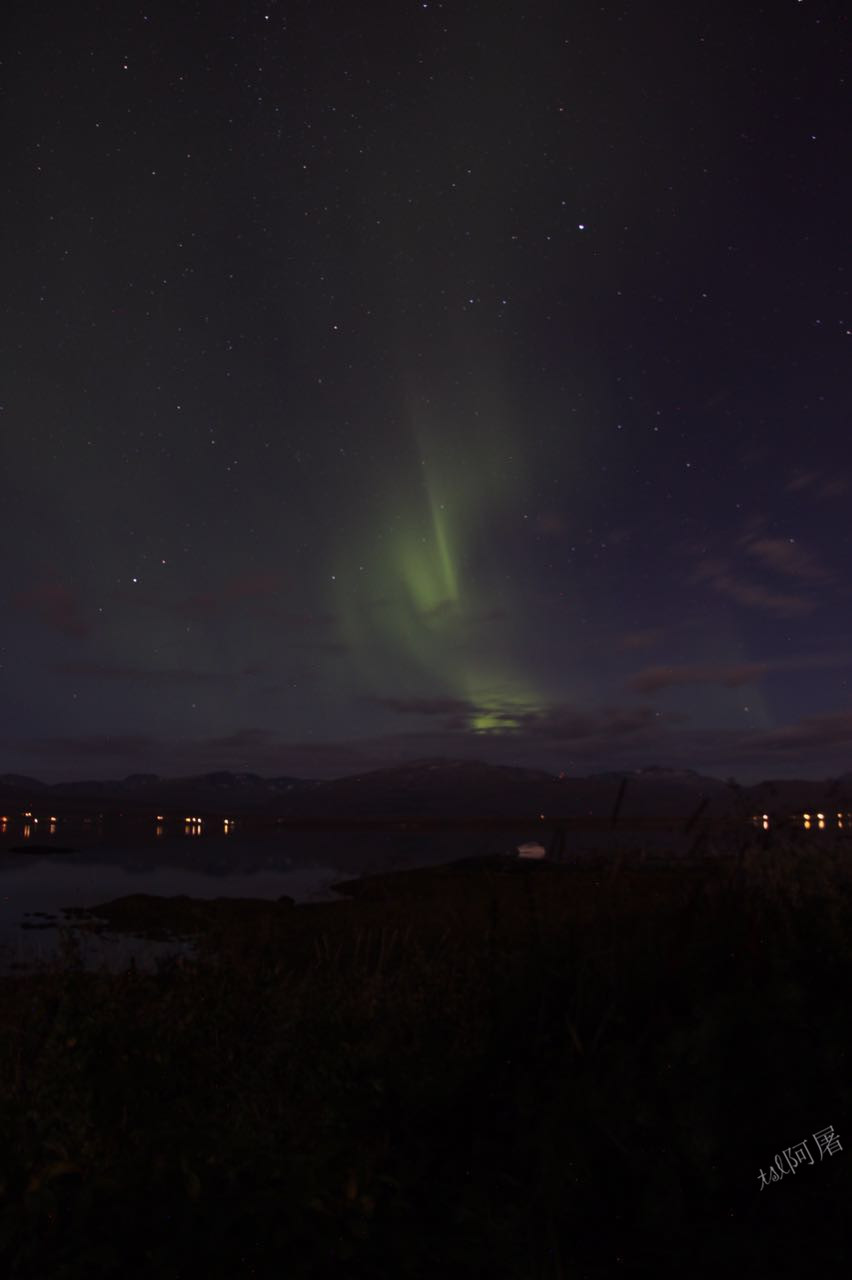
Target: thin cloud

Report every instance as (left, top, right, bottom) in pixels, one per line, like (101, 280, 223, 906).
(693, 558, 816, 617)
(367, 694, 689, 744)
(747, 710, 852, 754)
(13, 582, 90, 638)
(785, 468, 849, 499)
(512, 703, 687, 742)
(741, 536, 832, 583)
(612, 628, 666, 653)
(628, 662, 768, 694)
(627, 651, 852, 694)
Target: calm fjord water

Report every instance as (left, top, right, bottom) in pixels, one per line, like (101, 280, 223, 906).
(0, 815, 747, 973)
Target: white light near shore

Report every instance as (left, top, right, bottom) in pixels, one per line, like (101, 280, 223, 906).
(518, 841, 547, 860)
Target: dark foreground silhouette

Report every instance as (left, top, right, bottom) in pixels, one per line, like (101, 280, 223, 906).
(0, 839, 850, 1277)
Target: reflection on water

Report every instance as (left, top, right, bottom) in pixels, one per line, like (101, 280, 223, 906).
(0, 818, 538, 975)
(0, 921, 199, 977)
(0, 813, 363, 974)
(0, 854, 348, 975)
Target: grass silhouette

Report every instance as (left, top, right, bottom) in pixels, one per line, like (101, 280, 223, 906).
(0, 830, 850, 1276)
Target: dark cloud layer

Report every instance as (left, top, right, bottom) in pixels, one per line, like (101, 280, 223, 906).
(10, 699, 852, 784)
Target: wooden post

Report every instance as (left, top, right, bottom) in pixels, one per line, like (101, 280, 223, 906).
(610, 777, 628, 828)
(682, 796, 711, 859)
(548, 826, 566, 862)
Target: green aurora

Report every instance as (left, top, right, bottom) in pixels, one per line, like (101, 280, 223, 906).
(333, 399, 546, 734)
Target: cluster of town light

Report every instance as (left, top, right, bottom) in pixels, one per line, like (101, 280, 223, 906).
(0, 812, 235, 838)
(751, 812, 851, 830)
(180, 816, 234, 835)
(3, 808, 848, 840)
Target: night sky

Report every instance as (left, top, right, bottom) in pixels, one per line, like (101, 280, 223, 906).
(3, 0, 851, 784)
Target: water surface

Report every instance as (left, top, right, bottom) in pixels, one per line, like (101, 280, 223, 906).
(0, 815, 743, 974)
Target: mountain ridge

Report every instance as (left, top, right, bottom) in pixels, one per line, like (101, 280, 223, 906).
(1, 757, 849, 820)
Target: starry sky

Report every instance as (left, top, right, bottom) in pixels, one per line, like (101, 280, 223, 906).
(2, 0, 851, 784)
